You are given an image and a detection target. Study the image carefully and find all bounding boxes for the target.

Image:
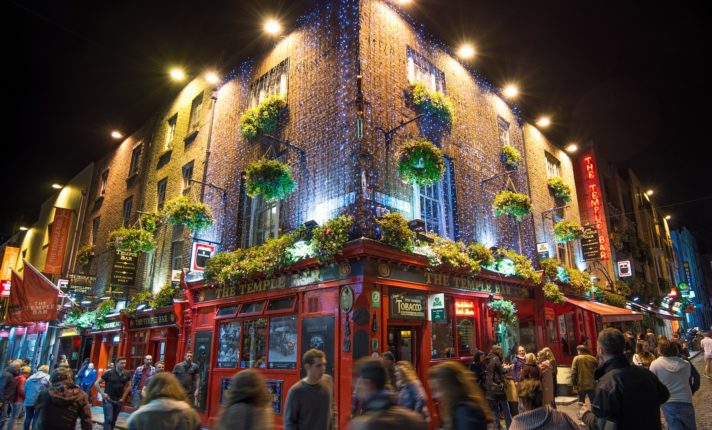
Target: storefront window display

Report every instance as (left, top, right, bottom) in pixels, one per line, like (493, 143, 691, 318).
(268, 315, 297, 369)
(241, 318, 267, 368)
(456, 317, 475, 356)
(217, 321, 240, 368)
(496, 321, 520, 360)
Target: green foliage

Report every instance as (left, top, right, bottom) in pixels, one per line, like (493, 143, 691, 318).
(108, 227, 156, 253)
(77, 244, 95, 266)
(312, 215, 354, 262)
(376, 212, 415, 253)
(246, 159, 296, 201)
(164, 197, 214, 231)
(488, 299, 518, 324)
(601, 290, 627, 308)
(150, 284, 177, 309)
(125, 291, 152, 315)
(629, 277, 662, 303)
(547, 176, 572, 203)
(493, 191, 532, 221)
(553, 220, 583, 243)
(615, 280, 632, 296)
(565, 267, 592, 293)
(501, 144, 522, 170)
(499, 249, 542, 284)
(539, 258, 560, 279)
(397, 138, 445, 186)
(466, 243, 494, 267)
(409, 82, 455, 124)
(542, 282, 566, 304)
(428, 235, 480, 272)
(139, 212, 162, 233)
(94, 299, 115, 329)
(239, 95, 286, 139)
(74, 312, 97, 329)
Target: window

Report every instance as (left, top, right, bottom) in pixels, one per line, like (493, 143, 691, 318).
(406, 47, 446, 93)
(188, 93, 203, 133)
(248, 195, 280, 246)
(217, 321, 240, 368)
(545, 152, 561, 179)
(128, 144, 142, 176)
(122, 196, 133, 227)
(249, 59, 289, 108)
(556, 241, 573, 266)
(91, 217, 100, 246)
(99, 170, 109, 196)
(129, 330, 147, 370)
(239, 301, 265, 315)
(165, 114, 177, 150)
(431, 296, 454, 359)
(266, 297, 296, 313)
(498, 117, 510, 147)
(412, 156, 456, 239)
(182, 161, 194, 194)
(241, 318, 267, 368)
(171, 240, 183, 271)
(268, 315, 297, 369)
(157, 178, 168, 210)
(457, 317, 475, 356)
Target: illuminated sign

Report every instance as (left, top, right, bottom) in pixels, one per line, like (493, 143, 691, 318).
(0, 247, 20, 281)
(1, 280, 10, 297)
(581, 153, 610, 260)
(455, 299, 475, 316)
(191, 242, 216, 272)
(617, 261, 632, 278)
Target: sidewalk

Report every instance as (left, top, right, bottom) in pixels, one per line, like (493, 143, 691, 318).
(91, 406, 130, 430)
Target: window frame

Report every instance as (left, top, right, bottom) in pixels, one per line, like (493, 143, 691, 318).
(182, 161, 195, 194)
(249, 59, 289, 109)
(99, 170, 109, 196)
(412, 156, 456, 240)
(406, 47, 446, 93)
(215, 305, 241, 320)
(128, 144, 142, 177)
(91, 216, 100, 246)
(122, 196, 133, 227)
(165, 114, 178, 151)
(171, 240, 184, 272)
(188, 93, 203, 133)
(156, 178, 168, 211)
(264, 296, 297, 315)
(545, 152, 561, 179)
(498, 117, 510, 147)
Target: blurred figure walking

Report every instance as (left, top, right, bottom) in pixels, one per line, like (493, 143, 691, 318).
(428, 361, 492, 430)
(216, 369, 274, 430)
(570, 346, 597, 406)
(510, 380, 579, 430)
(394, 361, 429, 421)
(22, 364, 50, 430)
(127, 372, 201, 430)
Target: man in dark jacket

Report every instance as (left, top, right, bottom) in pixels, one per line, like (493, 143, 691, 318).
(0, 360, 21, 429)
(351, 358, 426, 430)
(580, 328, 670, 430)
(33, 367, 93, 430)
(485, 345, 512, 430)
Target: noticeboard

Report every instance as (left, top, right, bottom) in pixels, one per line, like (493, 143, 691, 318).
(580, 225, 601, 261)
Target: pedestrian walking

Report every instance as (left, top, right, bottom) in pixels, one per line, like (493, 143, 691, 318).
(427, 360, 492, 430)
(127, 372, 201, 430)
(485, 345, 512, 430)
(94, 357, 131, 430)
(511, 346, 526, 382)
(0, 360, 21, 430)
(394, 361, 430, 421)
(649, 337, 698, 430)
(284, 348, 334, 430)
(74, 359, 90, 385)
(78, 363, 97, 399)
(23, 364, 49, 430)
(33, 367, 92, 430)
(540, 348, 557, 408)
(131, 355, 155, 408)
(579, 328, 670, 430)
(519, 354, 540, 381)
(537, 350, 555, 409)
(351, 358, 426, 430)
(570, 345, 597, 406)
(141, 361, 165, 397)
(381, 351, 397, 393)
(215, 369, 274, 430)
(632, 341, 655, 368)
(509, 380, 579, 430)
(646, 328, 658, 351)
(172, 352, 199, 405)
(701, 330, 712, 379)
(469, 350, 487, 391)
(5, 366, 29, 430)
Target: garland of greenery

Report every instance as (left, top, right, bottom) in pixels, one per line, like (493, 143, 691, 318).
(246, 159, 296, 201)
(501, 144, 522, 170)
(124, 291, 152, 315)
(493, 191, 532, 221)
(239, 95, 287, 139)
(311, 215, 354, 262)
(427, 234, 480, 272)
(376, 212, 415, 253)
(488, 299, 518, 324)
(499, 249, 542, 284)
(542, 282, 565, 304)
(563, 266, 592, 293)
(466, 243, 494, 267)
(397, 138, 445, 186)
(77, 244, 95, 266)
(108, 227, 156, 253)
(164, 196, 214, 231)
(547, 176, 572, 203)
(409, 82, 455, 124)
(553, 220, 583, 243)
(539, 258, 560, 280)
(601, 290, 627, 308)
(151, 284, 177, 308)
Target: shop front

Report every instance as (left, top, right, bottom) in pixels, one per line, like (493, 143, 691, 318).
(88, 317, 124, 389)
(125, 306, 183, 372)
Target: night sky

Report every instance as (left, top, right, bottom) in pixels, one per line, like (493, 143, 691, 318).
(5, 0, 711, 252)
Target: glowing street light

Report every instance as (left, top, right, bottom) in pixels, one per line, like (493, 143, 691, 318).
(205, 72, 220, 84)
(646, 189, 654, 196)
(536, 116, 551, 127)
(52, 184, 63, 190)
(111, 130, 124, 140)
(457, 44, 476, 59)
(397, 0, 412, 4)
(665, 215, 671, 220)
(565, 143, 578, 153)
(19, 226, 28, 231)
(503, 84, 519, 99)
(264, 19, 282, 35)
(170, 68, 186, 82)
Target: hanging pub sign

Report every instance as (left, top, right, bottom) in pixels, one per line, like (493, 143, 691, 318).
(191, 242, 216, 272)
(128, 311, 176, 329)
(428, 293, 445, 321)
(390, 291, 426, 319)
(580, 225, 601, 261)
(580, 152, 610, 260)
(536, 243, 550, 260)
(44, 208, 73, 275)
(617, 260, 632, 278)
(111, 250, 137, 289)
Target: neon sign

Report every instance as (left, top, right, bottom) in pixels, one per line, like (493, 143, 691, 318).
(455, 299, 475, 316)
(582, 154, 610, 260)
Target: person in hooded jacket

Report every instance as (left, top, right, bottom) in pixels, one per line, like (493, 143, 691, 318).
(5, 366, 30, 430)
(23, 364, 50, 430)
(215, 369, 274, 430)
(509, 380, 579, 430)
(33, 367, 92, 430)
(649, 337, 698, 430)
(127, 372, 201, 430)
(485, 345, 512, 430)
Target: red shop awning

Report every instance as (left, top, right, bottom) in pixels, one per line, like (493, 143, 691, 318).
(565, 297, 643, 323)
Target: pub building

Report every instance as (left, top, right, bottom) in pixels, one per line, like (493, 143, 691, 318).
(180, 239, 642, 428)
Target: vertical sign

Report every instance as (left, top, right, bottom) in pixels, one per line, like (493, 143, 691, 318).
(581, 153, 610, 260)
(110, 250, 137, 291)
(1, 247, 20, 281)
(44, 207, 73, 274)
(683, 261, 692, 285)
(580, 225, 601, 261)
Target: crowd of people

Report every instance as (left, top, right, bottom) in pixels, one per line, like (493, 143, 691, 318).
(0, 327, 708, 430)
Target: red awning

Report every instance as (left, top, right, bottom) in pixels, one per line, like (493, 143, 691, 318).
(565, 297, 643, 323)
(628, 302, 681, 321)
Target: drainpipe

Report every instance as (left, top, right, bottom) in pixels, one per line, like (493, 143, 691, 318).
(200, 89, 219, 203)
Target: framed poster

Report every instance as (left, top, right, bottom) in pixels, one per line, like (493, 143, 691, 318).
(194, 331, 212, 412)
(217, 321, 241, 368)
(265, 380, 284, 415)
(300, 316, 334, 377)
(268, 315, 297, 369)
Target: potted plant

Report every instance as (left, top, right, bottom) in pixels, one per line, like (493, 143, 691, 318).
(492, 191, 532, 221)
(139, 212, 162, 233)
(239, 95, 286, 139)
(409, 82, 455, 124)
(164, 196, 214, 231)
(124, 291, 152, 315)
(547, 176, 572, 203)
(108, 227, 156, 253)
(77, 244, 95, 266)
(246, 159, 296, 201)
(488, 299, 518, 324)
(397, 138, 445, 186)
(500, 144, 522, 170)
(553, 220, 583, 243)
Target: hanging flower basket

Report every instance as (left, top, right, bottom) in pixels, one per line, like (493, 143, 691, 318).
(139, 212, 162, 233)
(239, 95, 286, 139)
(488, 299, 518, 324)
(542, 283, 565, 304)
(311, 215, 354, 262)
(164, 197, 214, 231)
(124, 291, 152, 315)
(397, 138, 445, 186)
(493, 191, 532, 221)
(547, 176, 572, 202)
(150, 284, 177, 308)
(108, 227, 156, 253)
(553, 220, 583, 243)
(246, 159, 296, 201)
(500, 144, 522, 170)
(409, 82, 455, 124)
(375, 212, 415, 253)
(77, 244, 95, 266)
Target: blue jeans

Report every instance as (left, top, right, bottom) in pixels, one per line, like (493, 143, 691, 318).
(22, 406, 36, 430)
(102, 399, 122, 430)
(0, 403, 10, 430)
(6, 402, 23, 430)
(662, 402, 697, 430)
(578, 389, 595, 404)
(490, 399, 512, 429)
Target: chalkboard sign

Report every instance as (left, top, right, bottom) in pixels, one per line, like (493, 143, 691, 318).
(580, 225, 601, 261)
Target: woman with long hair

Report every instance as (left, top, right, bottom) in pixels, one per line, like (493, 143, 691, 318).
(509, 380, 579, 429)
(427, 361, 492, 430)
(536, 350, 555, 409)
(395, 361, 430, 421)
(519, 353, 541, 381)
(632, 341, 656, 368)
(540, 347, 558, 407)
(127, 372, 201, 430)
(216, 369, 274, 430)
(485, 345, 512, 429)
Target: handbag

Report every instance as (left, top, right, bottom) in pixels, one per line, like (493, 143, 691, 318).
(505, 378, 518, 402)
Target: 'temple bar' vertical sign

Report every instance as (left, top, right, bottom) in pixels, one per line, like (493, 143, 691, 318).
(582, 153, 610, 260)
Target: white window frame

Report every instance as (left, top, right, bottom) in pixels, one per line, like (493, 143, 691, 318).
(171, 240, 184, 271)
(249, 59, 289, 109)
(498, 117, 510, 147)
(122, 196, 133, 227)
(182, 161, 194, 195)
(248, 195, 280, 247)
(165, 114, 178, 151)
(406, 47, 446, 93)
(157, 178, 168, 211)
(412, 157, 455, 239)
(188, 93, 203, 133)
(129, 144, 142, 176)
(545, 152, 561, 179)
(99, 170, 109, 196)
